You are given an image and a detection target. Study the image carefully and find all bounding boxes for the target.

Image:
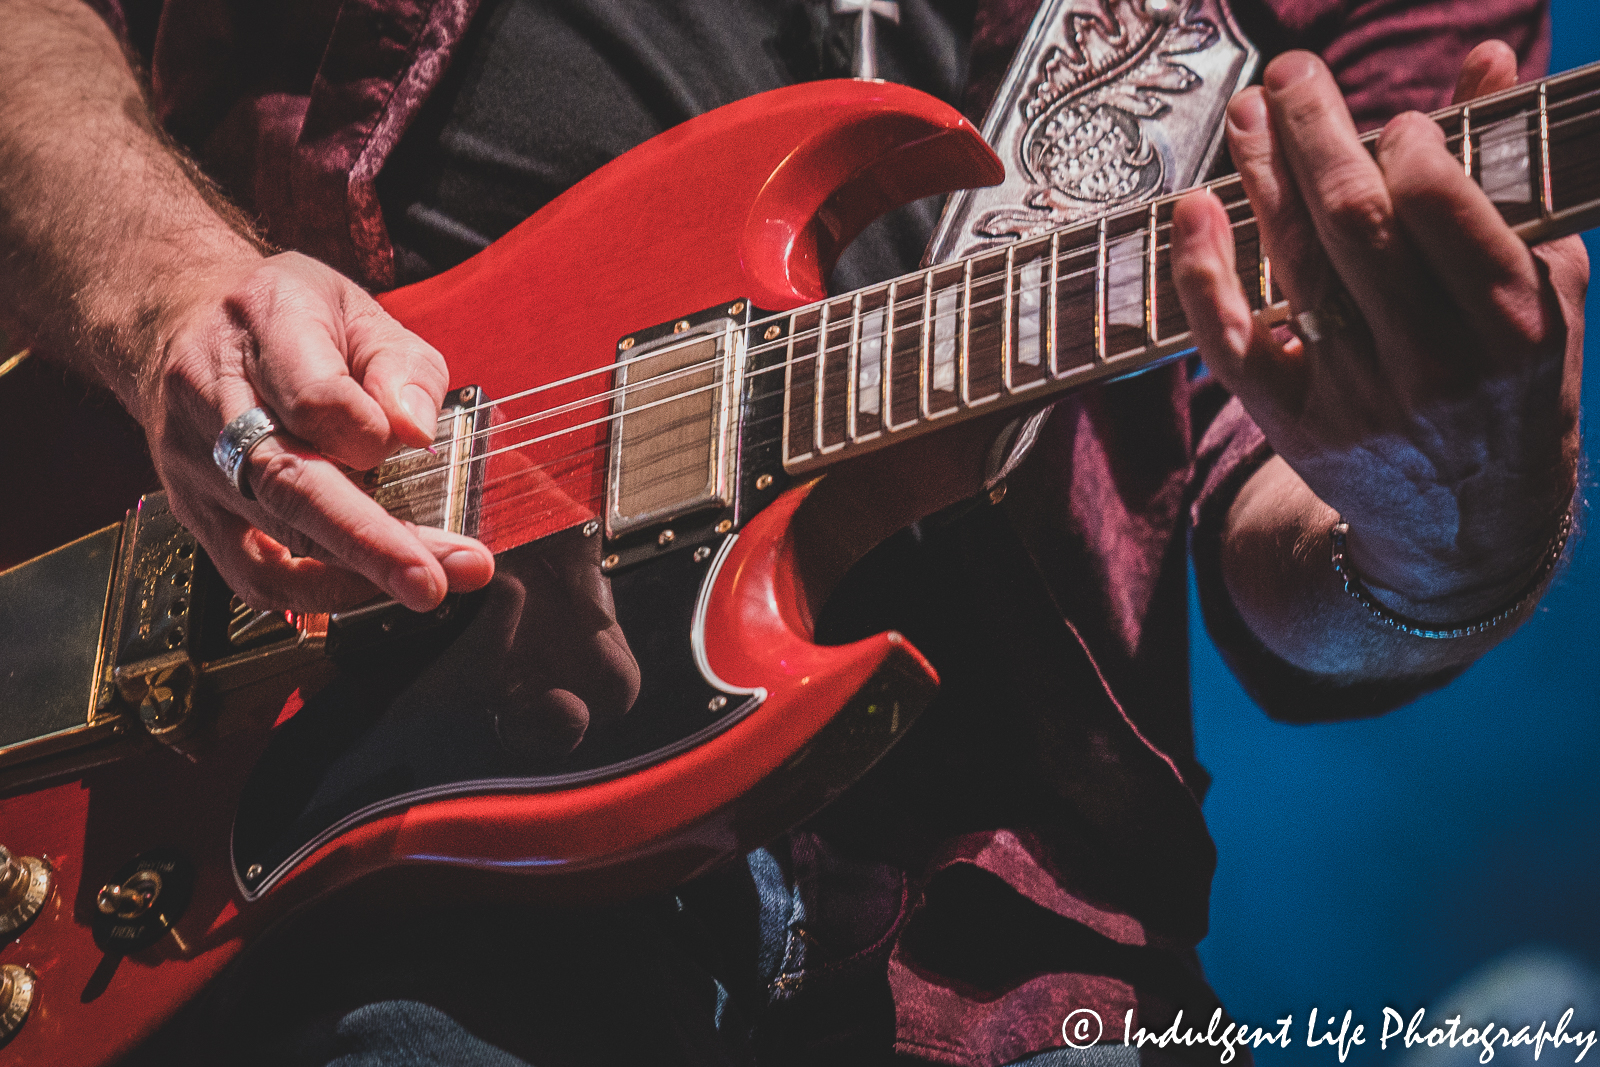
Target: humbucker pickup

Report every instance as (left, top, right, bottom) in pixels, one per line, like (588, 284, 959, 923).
(606, 308, 748, 539)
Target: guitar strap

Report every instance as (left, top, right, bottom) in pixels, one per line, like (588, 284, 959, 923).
(927, 0, 1259, 490)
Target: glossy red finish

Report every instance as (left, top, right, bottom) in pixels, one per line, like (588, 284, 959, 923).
(0, 79, 998, 1067)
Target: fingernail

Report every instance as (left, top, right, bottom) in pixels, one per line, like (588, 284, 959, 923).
(401, 384, 438, 435)
(1265, 51, 1319, 92)
(399, 563, 440, 608)
(1228, 89, 1268, 134)
(441, 546, 494, 588)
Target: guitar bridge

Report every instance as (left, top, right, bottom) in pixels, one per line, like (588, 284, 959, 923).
(230, 384, 493, 654)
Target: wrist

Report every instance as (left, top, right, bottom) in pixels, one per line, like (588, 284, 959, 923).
(1338, 485, 1578, 628)
(101, 239, 267, 426)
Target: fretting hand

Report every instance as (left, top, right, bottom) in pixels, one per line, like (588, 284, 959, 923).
(1172, 42, 1585, 656)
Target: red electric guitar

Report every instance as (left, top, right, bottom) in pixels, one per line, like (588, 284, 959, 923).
(2, 68, 1598, 1065)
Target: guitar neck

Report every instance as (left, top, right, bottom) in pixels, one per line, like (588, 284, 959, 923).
(778, 60, 1600, 476)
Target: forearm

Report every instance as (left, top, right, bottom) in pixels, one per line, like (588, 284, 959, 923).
(0, 0, 262, 418)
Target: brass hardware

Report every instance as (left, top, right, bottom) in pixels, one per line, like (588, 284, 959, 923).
(989, 483, 1007, 505)
(602, 554, 620, 571)
(729, 302, 746, 315)
(673, 320, 691, 333)
(708, 695, 728, 712)
(245, 864, 263, 882)
(115, 650, 198, 740)
(90, 849, 195, 953)
(290, 612, 331, 651)
(110, 494, 206, 747)
(693, 547, 712, 563)
(0, 847, 53, 938)
(657, 529, 675, 547)
(0, 522, 125, 773)
(755, 474, 773, 491)
(0, 349, 29, 381)
(763, 325, 781, 341)
(459, 386, 477, 402)
(0, 964, 37, 1044)
(581, 520, 600, 537)
(96, 869, 162, 920)
(619, 337, 635, 351)
(715, 520, 733, 534)
(227, 596, 294, 647)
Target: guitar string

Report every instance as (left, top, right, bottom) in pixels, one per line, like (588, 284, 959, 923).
(359, 91, 1600, 515)
(367, 79, 1600, 449)
(359, 174, 1517, 516)
(374, 197, 1261, 480)
(375, 98, 1591, 485)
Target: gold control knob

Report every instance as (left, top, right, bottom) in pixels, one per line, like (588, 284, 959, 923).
(0, 847, 52, 938)
(0, 964, 37, 1044)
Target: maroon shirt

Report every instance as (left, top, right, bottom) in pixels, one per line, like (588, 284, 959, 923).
(81, 1, 1553, 1064)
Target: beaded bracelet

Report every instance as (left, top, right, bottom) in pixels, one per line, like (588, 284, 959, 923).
(1329, 509, 1574, 640)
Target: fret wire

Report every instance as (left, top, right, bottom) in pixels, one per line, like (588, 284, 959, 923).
(846, 292, 862, 443)
(920, 269, 935, 421)
(812, 301, 829, 455)
(1540, 82, 1554, 217)
(1047, 231, 1061, 379)
(373, 67, 1600, 453)
(524, 67, 1600, 485)
(781, 311, 809, 463)
(959, 258, 975, 406)
(1145, 202, 1159, 345)
(1461, 103, 1474, 179)
(1095, 217, 1108, 364)
(883, 279, 904, 431)
(387, 64, 1600, 495)
(1002, 244, 1017, 393)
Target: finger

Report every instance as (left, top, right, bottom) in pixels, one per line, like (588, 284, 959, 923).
(1225, 85, 1333, 312)
(1261, 54, 1407, 297)
(412, 524, 497, 593)
(1376, 111, 1550, 361)
(202, 507, 381, 613)
(231, 262, 398, 470)
(1454, 39, 1519, 104)
(341, 290, 451, 450)
(243, 433, 451, 612)
(1262, 51, 1441, 360)
(1172, 190, 1304, 420)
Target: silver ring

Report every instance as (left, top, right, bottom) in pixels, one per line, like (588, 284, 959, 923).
(213, 407, 277, 500)
(1291, 288, 1361, 346)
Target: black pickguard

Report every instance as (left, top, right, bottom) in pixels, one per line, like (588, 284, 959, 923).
(230, 529, 755, 896)
(232, 306, 796, 896)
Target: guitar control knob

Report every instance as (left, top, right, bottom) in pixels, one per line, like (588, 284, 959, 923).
(0, 847, 53, 938)
(0, 964, 37, 1043)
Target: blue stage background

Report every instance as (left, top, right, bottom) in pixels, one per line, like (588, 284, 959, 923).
(1193, 4, 1600, 1061)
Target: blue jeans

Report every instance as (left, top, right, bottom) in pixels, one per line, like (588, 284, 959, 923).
(123, 842, 1200, 1067)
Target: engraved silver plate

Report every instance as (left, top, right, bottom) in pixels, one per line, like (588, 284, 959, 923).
(927, 0, 1257, 264)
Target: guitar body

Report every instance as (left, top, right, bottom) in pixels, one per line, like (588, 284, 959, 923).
(0, 80, 1006, 1066)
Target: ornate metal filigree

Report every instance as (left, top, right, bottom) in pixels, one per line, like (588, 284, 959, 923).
(927, 0, 1256, 263)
